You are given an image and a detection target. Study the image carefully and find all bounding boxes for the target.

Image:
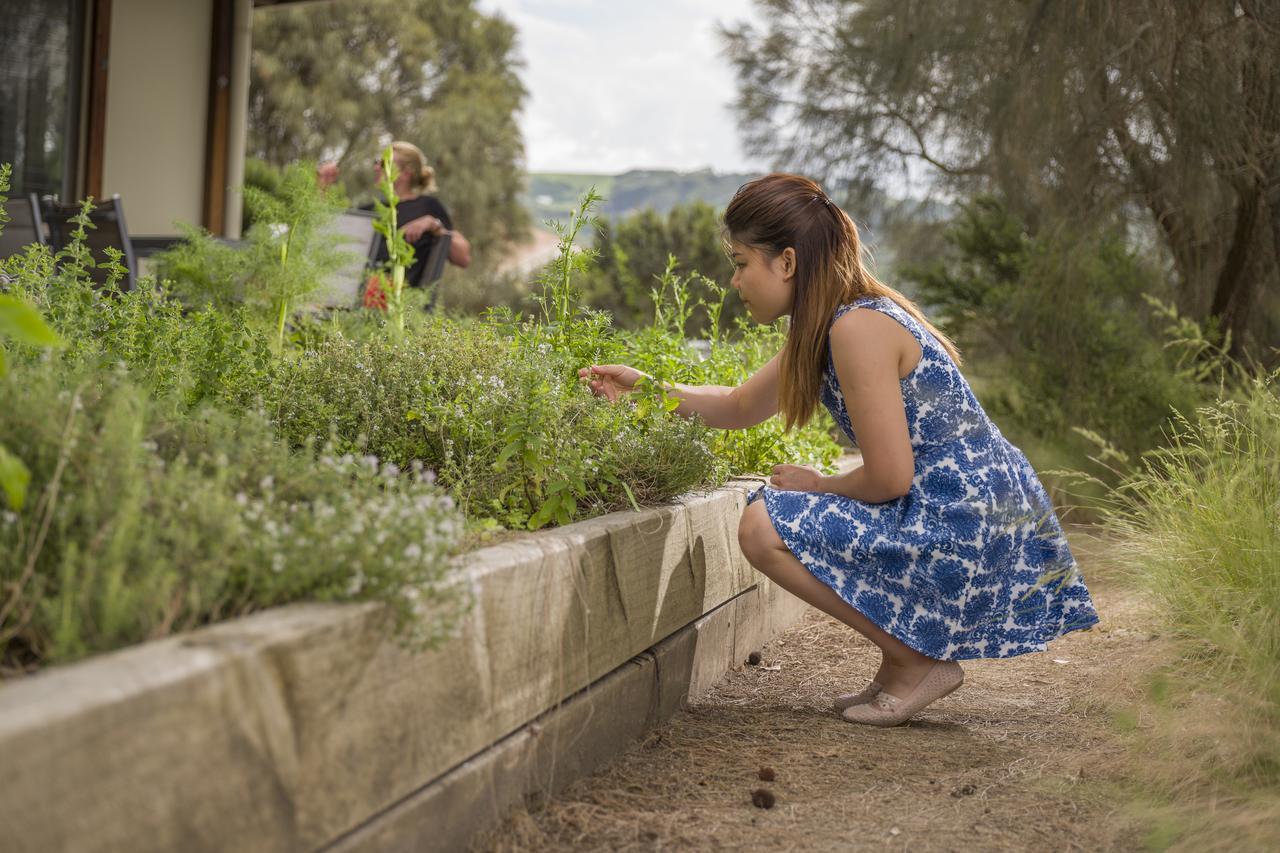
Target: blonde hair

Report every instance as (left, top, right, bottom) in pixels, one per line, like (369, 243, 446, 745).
(389, 140, 437, 193)
(723, 173, 961, 430)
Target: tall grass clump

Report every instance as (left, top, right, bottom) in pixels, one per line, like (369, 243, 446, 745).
(1101, 372, 1280, 848)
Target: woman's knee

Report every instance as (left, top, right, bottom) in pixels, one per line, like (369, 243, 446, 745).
(737, 501, 779, 566)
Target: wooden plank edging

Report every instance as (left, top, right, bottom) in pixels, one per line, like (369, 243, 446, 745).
(327, 579, 810, 853)
(0, 478, 775, 853)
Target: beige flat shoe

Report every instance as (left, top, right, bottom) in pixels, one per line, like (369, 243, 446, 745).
(841, 661, 964, 727)
(832, 681, 882, 712)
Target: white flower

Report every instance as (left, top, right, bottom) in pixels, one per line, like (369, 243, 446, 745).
(259, 475, 274, 491)
(403, 543, 422, 560)
(272, 553, 285, 574)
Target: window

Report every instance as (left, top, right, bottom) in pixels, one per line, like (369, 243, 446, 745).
(0, 0, 85, 200)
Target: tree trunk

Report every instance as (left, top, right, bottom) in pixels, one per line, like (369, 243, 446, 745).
(1209, 185, 1261, 359)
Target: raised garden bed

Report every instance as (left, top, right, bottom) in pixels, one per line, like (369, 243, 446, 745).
(1, 478, 808, 853)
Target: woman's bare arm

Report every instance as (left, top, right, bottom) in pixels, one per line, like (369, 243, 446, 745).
(667, 352, 781, 428)
(820, 309, 918, 503)
(446, 229, 471, 268)
(579, 352, 781, 430)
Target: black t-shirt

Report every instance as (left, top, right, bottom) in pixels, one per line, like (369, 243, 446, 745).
(364, 195, 452, 287)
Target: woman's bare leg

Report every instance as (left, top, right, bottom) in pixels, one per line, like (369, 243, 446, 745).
(738, 500, 943, 698)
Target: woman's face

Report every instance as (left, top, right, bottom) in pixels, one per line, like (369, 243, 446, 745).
(375, 157, 416, 197)
(728, 239, 795, 323)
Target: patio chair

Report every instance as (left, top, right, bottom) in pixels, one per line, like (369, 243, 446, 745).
(0, 193, 47, 264)
(313, 208, 380, 308)
(352, 222, 451, 311)
(38, 194, 138, 292)
(416, 231, 451, 311)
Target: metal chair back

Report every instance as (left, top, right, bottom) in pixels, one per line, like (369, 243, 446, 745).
(0, 193, 47, 262)
(415, 231, 451, 311)
(39, 195, 138, 291)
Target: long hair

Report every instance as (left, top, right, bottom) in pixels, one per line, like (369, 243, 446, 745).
(723, 173, 961, 430)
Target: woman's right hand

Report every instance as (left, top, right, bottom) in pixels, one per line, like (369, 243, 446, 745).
(316, 161, 340, 189)
(578, 364, 649, 402)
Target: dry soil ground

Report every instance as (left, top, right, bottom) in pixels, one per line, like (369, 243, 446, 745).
(474, 530, 1162, 852)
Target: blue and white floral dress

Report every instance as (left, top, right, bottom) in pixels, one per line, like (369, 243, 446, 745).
(750, 296, 1098, 659)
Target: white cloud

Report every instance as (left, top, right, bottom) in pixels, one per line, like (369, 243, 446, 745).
(478, 0, 768, 174)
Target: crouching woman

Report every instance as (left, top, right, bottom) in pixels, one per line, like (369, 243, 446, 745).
(580, 173, 1098, 727)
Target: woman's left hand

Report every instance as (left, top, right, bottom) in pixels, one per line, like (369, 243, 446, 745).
(402, 215, 446, 242)
(769, 464, 824, 492)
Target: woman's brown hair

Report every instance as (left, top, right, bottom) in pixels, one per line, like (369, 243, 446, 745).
(723, 173, 960, 430)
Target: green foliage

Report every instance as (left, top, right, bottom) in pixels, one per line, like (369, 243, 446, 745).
(265, 317, 717, 532)
(576, 201, 749, 333)
(250, 0, 530, 262)
(0, 163, 66, 511)
(902, 197, 1207, 476)
(371, 146, 417, 336)
(153, 162, 350, 349)
(0, 294, 64, 375)
(1097, 373, 1280, 846)
(0, 363, 462, 671)
(724, 0, 1280, 360)
(533, 187, 602, 346)
(11, 238, 271, 414)
(0, 170, 462, 672)
(0, 171, 841, 670)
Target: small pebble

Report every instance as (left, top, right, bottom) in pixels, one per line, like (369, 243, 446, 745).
(746, 652, 762, 666)
(758, 767, 776, 782)
(750, 788, 776, 809)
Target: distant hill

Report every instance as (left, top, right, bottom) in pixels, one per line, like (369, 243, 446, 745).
(523, 169, 760, 224)
(519, 168, 954, 280)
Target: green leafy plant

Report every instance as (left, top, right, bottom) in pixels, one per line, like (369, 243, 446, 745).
(0, 363, 463, 671)
(153, 162, 350, 349)
(533, 187, 602, 355)
(0, 164, 66, 510)
(370, 145, 417, 336)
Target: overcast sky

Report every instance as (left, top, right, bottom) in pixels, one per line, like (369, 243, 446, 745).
(476, 0, 768, 175)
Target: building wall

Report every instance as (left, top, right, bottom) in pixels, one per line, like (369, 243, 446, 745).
(101, 0, 213, 235)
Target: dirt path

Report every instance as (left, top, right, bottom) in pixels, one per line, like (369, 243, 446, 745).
(474, 530, 1160, 852)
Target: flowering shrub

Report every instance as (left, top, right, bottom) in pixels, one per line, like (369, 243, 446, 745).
(0, 363, 463, 672)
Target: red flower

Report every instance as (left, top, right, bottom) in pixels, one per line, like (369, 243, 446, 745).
(363, 273, 388, 311)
